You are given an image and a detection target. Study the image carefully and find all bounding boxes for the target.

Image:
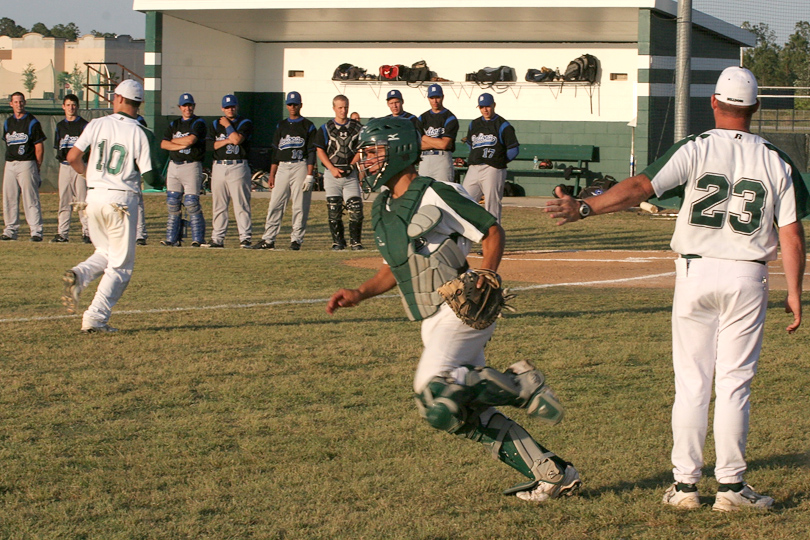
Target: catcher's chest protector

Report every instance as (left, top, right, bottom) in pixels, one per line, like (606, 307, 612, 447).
(373, 178, 460, 321)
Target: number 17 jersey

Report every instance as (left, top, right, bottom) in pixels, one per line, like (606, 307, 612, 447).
(646, 129, 809, 262)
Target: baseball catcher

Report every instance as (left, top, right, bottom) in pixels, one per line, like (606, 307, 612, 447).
(327, 117, 580, 502)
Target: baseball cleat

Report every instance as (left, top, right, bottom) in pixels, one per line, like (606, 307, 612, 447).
(662, 483, 701, 509)
(350, 243, 364, 251)
(61, 270, 81, 315)
(190, 241, 202, 247)
(712, 483, 774, 512)
(82, 235, 92, 244)
(50, 234, 69, 243)
(251, 239, 275, 250)
(160, 239, 182, 247)
(31, 235, 43, 242)
(136, 238, 147, 246)
(331, 243, 345, 251)
(81, 323, 118, 334)
(202, 240, 224, 248)
(289, 241, 301, 251)
(240, 239, 252, 248)
(1, 234, 15, 241)
(514, 464, 581, 503)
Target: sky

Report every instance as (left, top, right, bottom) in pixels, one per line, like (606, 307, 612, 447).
(2, 1, 809, 44)
(4, 0, 145, 39)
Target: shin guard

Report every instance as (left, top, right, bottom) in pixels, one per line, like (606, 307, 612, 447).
(165, 191, 183, 243)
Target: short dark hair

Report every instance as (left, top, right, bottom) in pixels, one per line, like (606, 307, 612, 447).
(333, 94, 349, 107)
(10, 91, 25, 102)
(63, 94, 79, 105)
(123, 97, 142, 108)
(715, 99, 757, 118)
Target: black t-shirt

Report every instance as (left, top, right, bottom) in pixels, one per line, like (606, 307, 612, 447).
(4, 113, 47, 162)
(466, 115, 519, 169)
(163, 115, 207, 162)
(418, 109, 458, 152)
(54, 116, 89, 162)
(208, 116, 253, 161)
(315, 118, 363, 170)
(272, 117, 317, 165)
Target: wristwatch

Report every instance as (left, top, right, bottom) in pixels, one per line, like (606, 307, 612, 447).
(577, 199, 592, 219)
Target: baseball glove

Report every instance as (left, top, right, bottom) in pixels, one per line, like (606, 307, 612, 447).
(438, 269, 516, 330)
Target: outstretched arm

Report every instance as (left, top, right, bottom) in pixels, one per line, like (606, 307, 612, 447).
(326, 265, 398, 314)
(545, 173, 656, 225)
(779, 219, 806, 334)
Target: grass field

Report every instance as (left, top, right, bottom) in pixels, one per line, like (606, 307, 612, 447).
(1, 193, 808, 540)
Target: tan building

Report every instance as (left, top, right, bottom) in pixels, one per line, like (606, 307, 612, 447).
(0, 32, 144, 102)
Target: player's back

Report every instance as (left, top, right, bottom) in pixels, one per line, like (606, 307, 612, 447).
(80, 113, 151, 192)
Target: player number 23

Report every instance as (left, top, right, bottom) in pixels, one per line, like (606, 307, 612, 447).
(688, 174, 766, 235)
(95, 139, 128, 175)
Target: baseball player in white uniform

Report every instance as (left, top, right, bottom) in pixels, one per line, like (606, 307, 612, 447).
(546, 67, 809, 511)
(328, 117, 581, 503)
(418, 84, 458, 184)
(61, 80, 154, 333)
(252, 91, 317, 251)
(204, 94, 254, 248)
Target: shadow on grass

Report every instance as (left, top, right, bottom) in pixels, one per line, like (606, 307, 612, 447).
(131, 315, 407, 333)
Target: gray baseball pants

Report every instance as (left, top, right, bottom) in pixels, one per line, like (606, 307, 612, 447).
(57, 162, 89, 238)
(418, 151, 455, 184)
(462, 164, 507, 223)
(3, 160, 43, 238)
(261, 161, 310, 244)
(211, 161, 252, 243)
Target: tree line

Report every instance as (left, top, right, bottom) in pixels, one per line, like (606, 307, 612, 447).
(0, 17, 116, 40)
(741, 21, 809, 89)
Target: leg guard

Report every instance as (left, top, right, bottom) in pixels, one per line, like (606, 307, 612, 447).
(465, 360, 564, 425)
(415, 375, 566, 483)
(327, 196, 345, 247)
(165, 191, 183, 244)
(184, 194, 206, 243)
(346, 196, 363, 246)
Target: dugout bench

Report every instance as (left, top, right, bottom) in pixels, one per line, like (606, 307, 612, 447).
(454, 143, 599, 197)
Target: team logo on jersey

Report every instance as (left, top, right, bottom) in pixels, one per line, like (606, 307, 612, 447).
(278, 135, 306, 149)
(173, 131, 191, 140)
(471, 134, 498, 148)
(5, 132, 29, 145)
(425, 127, 445, 138)
(59, 134, 80, 150)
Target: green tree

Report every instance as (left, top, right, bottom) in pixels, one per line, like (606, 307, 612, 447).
(91, 30, 117, 38)
(780, 21, 810, 110)
(50, 22, 80, 40)
(30, 22, 52, 37)
(0, 17, 28, 37)
(741, 22, 786, 86)
(58, 63, 85, 98)
(22, 63, 37, 96)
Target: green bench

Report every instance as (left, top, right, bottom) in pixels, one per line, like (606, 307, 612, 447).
(454, 143, 598, 196)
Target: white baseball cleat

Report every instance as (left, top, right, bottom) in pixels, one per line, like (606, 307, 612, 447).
(712, 484, 774, 512)
(81, 323, 118, 334)
(662, 483, 700, 509)
(61, 270, 81, 315)
(515, 464, 581, 503)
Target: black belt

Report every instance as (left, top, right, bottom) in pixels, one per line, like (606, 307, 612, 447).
(172, 160, 199, 165)
(215, 159, 244, 165)
(60, 161, 69, 165)
(683, 254, 766, 265)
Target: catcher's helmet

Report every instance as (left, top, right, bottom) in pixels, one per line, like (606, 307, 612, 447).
(357, 117, 420, 192)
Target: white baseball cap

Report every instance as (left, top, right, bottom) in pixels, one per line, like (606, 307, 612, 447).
(714, 66, 758, 107)
(115, 79, 144, 102)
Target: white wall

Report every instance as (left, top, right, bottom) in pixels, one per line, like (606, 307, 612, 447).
(256, 42, 639, 122)
(162, 16, 256, 116)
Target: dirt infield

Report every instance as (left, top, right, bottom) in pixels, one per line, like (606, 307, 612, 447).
(347, 250, 796, 291)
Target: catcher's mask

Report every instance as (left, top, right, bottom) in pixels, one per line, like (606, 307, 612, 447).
(357, 117, 420, 192)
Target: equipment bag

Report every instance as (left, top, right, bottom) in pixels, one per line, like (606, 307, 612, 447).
(470, 66, 517, 83)
(563, 54, 598, 83)
(333, 63, 367, 81)
(408, 60, 431, 83)
(525, 67, 556, 83)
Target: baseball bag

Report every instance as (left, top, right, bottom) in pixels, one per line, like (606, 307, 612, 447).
(525, 67, 556, 83)
(333, 63, 367, 81)
(438, 270, 516, 330)
(380, 64, 411, 81)
(579, 175, 617, 198)
(563, 54, 599, 83)
(407, 60, 431, 83)
(467, 66, 517, 85)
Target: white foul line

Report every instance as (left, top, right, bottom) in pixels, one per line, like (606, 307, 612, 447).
(0, 272, 676, 325)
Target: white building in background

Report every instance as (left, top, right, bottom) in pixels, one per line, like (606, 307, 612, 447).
(0, 33, 144, 101)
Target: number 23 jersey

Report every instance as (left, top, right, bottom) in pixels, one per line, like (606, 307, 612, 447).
(645, 129, 810, 262)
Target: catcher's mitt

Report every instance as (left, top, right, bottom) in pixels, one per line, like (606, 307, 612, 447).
(579, 175, 617, 199)
(438, 269, 516, 330)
